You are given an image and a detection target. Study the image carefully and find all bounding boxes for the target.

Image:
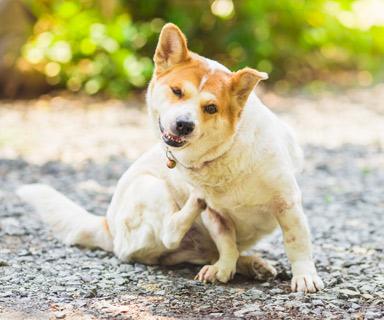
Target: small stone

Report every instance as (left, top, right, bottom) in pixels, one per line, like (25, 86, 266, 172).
(115, 278, 127, 285)
(0, 260, 9, 267)
(285, 301, 301, 308)
(55, 312, 66, 319)
(350, 303, 361, 309)
(199, 305, 210, 310)
(312, 299, 324, 306)
(245, 288, 266, 299)
(0, 292, 13, 298)
(134, 263, 147, 271)
(84, 288, 97, 298)
(299, 307, 310, 315)
(209, 313, 223, 317)
(233, 304, 260, 317)
(18, 249, 31, 257)
(313, 308, 323, 316)
(339, 289, 360, 298)
(80, 275, 92, 282)
(270, 288, 284, 295)
(1, 217, 25, 236)
(155, 290, 165, 295)
(359, 284, 374, 294)
(289, 292, 305, 299)
(365, 311, 380, 320)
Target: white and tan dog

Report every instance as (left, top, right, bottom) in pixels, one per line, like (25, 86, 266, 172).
(17, 23, 324, 292)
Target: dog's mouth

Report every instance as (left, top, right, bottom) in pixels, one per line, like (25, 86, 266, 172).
(159, 119, 187, 148)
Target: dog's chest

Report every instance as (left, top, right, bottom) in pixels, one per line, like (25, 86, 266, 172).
(200, 171, 279, 246)
(228, 203, 278, 248)
(213, 172, 274, 205)
(178, 142, 280, 245)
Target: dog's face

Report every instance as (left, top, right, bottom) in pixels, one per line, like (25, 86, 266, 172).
(147, 23, 267, 156)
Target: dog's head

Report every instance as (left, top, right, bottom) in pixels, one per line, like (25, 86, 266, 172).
(147, 23, 267, 162)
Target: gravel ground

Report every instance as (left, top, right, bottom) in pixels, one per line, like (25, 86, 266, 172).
(1, 87, 384, 319)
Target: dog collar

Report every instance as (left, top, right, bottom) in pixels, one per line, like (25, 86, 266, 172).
(165, 144, 232, 171)
(165, 148, 192, 169)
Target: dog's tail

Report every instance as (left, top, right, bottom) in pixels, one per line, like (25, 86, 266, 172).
(16, 184, 113, 252)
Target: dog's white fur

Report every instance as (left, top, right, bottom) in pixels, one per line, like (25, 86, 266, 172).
(17, 23, 323, 292)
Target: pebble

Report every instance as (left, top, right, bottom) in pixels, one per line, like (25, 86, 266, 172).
(244, 288, 266, 299)
(311, 299, 324, 306)
(134, 263, 147, 271)
(365, 311, 381, 319)
(350, 303, 360, 310)
(270, 288, 284, 295)
(55, 312, 66, 319)
(359, 284, 374, 293)
(209, 312, 223, 317)
(233, 304, 260, 317)
(339, 289, 361, 298)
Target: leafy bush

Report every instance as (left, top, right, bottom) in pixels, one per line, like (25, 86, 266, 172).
(22, 0, 154, 97)
(22, 0, 384, 96)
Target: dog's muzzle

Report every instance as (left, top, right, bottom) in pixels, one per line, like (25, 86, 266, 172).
(159, 119, 187, 148)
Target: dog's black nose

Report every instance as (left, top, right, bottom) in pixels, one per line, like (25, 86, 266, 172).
(174, 117, 195, 136)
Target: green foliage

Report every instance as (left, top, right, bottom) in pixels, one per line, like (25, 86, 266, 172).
(22, 0, 384, 96)
(22, 0, 154, 96)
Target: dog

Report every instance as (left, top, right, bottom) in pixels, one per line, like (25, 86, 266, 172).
(17, 23, 324, 293)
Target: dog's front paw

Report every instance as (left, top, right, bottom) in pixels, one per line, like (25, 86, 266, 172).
(194, 264, 234, 283)
(291, 261, 324, 293)
(291, 274, 324, 293)
(196, 198, 207, 210)
(187, 189, 207, 210)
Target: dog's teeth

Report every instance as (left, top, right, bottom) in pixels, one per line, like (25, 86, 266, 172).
(163, 131, 184, 144)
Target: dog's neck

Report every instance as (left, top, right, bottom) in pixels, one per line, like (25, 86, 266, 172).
(166, 135, 235, 171)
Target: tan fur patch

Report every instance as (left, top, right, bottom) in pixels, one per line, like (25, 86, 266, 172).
(102, 217, 110, 234)
(273, 196, 297, 215)
(155, 53, 240, 133)
(285, 234, 296, 243)
(207, 208, 233, 234)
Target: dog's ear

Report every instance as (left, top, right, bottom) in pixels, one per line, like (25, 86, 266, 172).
(231, 67, 268, 106)
(154, 23, 190, 74)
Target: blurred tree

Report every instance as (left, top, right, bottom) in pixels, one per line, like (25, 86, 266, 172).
(125, 0, 384, 92)
(6, 0, 384, 97)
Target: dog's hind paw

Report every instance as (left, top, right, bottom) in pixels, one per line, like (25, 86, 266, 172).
(236, 255, 277, 280)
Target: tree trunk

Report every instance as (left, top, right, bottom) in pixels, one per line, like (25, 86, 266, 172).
(0, 0, 46, 98)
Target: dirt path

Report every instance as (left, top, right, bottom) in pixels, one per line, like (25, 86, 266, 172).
(0, 86, 383, 319)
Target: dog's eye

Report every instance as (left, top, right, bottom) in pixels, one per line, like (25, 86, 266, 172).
(171, 87, 182, 98)
(204, 104, 218, 114)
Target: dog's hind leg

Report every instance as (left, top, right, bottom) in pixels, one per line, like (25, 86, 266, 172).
(161, 193, 207, 250)
(195, 208, 239, 283)
(110, 172, 207, 264)
(236, 255, 277, 280)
